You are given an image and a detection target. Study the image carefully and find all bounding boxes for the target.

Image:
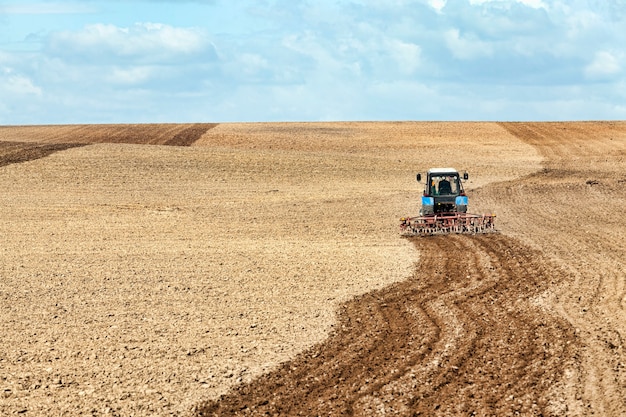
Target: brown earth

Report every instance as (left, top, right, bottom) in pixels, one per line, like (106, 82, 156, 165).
(195, 122, 626, 416)
(0, 141, 86, 168)
(0, 123, 217, 146)
(195, 234, 578, 416)
(0, 122, 624, 416)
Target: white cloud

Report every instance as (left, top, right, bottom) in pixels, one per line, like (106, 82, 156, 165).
(1, 0, 625, 123)
(0, 68, 42, 96)
(237, 53, 270, 77)
(0, 2, 96, 14)
(428, 0, 447, 13)
(584, 51, 622, 80)
(46, 23, 216, 63)
(107, 66, 156, 85)
(282, 31, 354, 77)
(444, 28, 493, 60)
(468, 0, 546, 8)
(386, 39, 422, 75)
(517, 0, 546, 9)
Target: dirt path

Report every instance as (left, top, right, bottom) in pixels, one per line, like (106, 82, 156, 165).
(194, 234, 577, 416)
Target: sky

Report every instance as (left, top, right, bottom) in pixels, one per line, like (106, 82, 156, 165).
(0, 0, 625, 124)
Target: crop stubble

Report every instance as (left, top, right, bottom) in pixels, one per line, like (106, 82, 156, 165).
(0, 122, 624, 415)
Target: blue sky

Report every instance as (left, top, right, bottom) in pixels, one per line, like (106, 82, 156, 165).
(0, 0, 625, 124)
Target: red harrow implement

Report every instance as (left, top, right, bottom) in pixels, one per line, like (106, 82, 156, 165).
(400, 212, 496, 236)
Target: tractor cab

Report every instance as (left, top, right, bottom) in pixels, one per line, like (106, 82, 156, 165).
(416, 168, 468, 215)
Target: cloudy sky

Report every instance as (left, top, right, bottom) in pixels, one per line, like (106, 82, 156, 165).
(0, 0, 625, 124)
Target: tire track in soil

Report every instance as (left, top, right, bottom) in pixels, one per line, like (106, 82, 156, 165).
(194, 234, 578, 416)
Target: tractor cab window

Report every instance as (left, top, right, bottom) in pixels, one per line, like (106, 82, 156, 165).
(429, 174, 459, 196)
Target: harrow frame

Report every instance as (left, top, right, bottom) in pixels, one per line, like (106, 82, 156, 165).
(400, 212, 497, 236)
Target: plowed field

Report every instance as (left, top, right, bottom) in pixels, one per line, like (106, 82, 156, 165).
(1, 122, 624, 416)
(0, 123, 217, 146)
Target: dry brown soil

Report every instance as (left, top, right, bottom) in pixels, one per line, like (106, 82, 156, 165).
(0, 122, 624, 416)
(0, 123, 217, 147)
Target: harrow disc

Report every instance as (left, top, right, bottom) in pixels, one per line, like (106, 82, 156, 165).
(400, 212, 496, 236)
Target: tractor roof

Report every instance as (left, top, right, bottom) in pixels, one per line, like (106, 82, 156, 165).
(428, 167, 459, 175)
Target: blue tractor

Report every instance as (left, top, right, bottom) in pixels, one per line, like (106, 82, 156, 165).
(401, 168, 496, 236)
